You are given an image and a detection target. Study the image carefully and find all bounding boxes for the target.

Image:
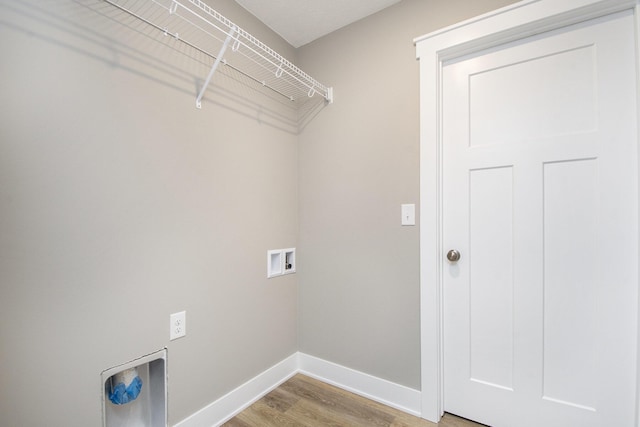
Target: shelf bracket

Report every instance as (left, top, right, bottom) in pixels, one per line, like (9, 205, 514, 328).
(326, 87, 334, 104)
(196, 26, 236, 109)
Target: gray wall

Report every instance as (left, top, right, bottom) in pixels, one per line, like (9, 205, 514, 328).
(297, 0, 518, 389)
(0, 0, 517, 425)
(0, 0, 299, 425)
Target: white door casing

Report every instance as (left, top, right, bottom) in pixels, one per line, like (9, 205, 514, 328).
(442, 11, 637, 427)
(415, 0, 640, 424)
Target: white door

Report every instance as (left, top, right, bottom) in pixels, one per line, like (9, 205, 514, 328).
(442, 11, 638, 427)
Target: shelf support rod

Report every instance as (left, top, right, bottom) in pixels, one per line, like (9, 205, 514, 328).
(196, 26, 236, 109)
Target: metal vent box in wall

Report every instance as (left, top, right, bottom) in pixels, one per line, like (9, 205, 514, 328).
(102, 348, 167, 427)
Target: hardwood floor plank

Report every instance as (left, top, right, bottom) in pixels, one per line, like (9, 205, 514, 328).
(292, 375, 431, 427)
(285, 398, 362, 427)
(220, 417, 253, 427)
(291, 376, 432, 427)
(236, 401, 303, 427)
(439, 414, 487, 427)
(261, 387, 301, 412)
(222, 374, 485, 427)
(280, 375, 394, 426)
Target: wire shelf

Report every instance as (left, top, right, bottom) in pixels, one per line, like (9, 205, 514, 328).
(104, 0, 333, 107)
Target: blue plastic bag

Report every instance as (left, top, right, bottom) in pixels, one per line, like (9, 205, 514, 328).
(108, 368, 143, 405)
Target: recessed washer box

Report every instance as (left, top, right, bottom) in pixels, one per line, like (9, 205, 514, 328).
(283, 248, 296, 274)
(267, 249, 283, 278)
(267, 248, 296, 278)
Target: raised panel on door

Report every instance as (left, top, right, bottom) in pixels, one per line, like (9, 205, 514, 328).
(469, 44, 597, 147)
(542, 159, 599, 412)
(469, 166, 514, 392)
(443, 11, 637, 427)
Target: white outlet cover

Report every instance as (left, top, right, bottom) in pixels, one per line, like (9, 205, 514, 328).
(170, 311, 186, 341)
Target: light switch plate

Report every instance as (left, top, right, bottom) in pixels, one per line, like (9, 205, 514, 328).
(401, 204, 416, 226)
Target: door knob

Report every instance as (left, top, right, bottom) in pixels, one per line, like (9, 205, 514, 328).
(447, 249, 460, 262)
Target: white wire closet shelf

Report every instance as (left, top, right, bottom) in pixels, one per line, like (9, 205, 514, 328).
(104, 0, 334, 108)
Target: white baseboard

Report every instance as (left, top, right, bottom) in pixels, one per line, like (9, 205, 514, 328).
(297, 353, 422, 417)
(173, 352, 422, 426)
(173, 353, 298, 427)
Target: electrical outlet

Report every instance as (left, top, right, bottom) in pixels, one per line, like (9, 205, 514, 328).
(170, 311, 186, 341)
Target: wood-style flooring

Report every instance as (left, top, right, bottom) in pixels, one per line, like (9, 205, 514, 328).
(222, 374, 484, 427)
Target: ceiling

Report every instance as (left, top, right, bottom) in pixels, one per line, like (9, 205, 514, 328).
(233, 0, 402, 48)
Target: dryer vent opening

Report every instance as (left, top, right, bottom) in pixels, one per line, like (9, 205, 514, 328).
(101, 349, 167, 427)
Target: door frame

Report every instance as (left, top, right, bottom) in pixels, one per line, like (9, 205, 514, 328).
(415, 0, 640, 423)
